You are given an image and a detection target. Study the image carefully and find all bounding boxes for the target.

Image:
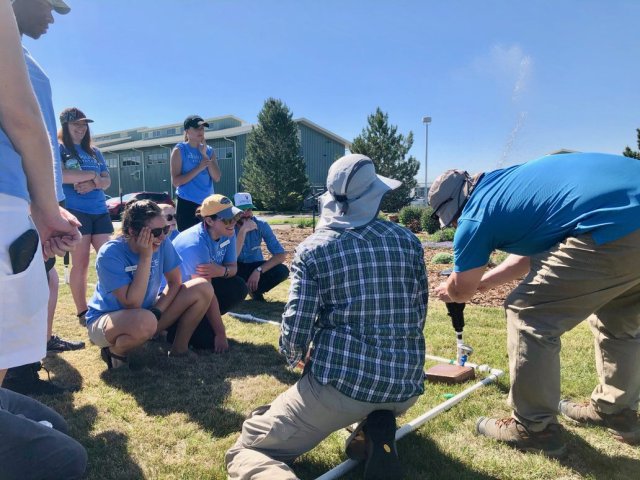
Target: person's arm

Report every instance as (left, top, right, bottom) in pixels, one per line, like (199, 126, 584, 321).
(170, 146, 209, 187)
(111, 229, 153, 308)
(235, 219, 257, 257)
(279, 256, 318, 367)
(154, 265, 182, 313)
(0, 4, 80, 256)
(202, 145, 221, 182)
(477, 254, 530, 292)
(434, 265, 487, 303)
(92, 149, 111, 190)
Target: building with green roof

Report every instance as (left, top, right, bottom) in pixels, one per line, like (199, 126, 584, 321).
(94, 115, 350, 202)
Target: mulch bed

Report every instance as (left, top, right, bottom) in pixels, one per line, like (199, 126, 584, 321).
(266, 226, 519, 308)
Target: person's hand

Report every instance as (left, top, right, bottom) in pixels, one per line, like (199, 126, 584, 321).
(74, 179, 96, 194)
(434, 282, 453, 303)
(31, 205, 82, 258)
(213, 334, 229, 354)
(135, 226, 154, 258)
(247, 269, 260, 292)
(240, 219, 257, 234)
(195, 263, 218, 278)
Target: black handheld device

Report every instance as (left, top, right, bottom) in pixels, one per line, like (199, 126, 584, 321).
(8, 228, 39, 274)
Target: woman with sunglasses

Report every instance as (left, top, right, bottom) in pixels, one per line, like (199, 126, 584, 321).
(171, 194, 248, 353)
(158, 203, 179, 241)
(85, 200, 213, 369)
(170, 115, 221, 232)
(57, 107, 114, 325)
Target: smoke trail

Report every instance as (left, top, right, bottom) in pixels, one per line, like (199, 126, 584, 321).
(498, 111, 527, 168)
(498, 54, 532, 168)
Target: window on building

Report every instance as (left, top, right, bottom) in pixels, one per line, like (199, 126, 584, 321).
(121, 156, 140, 167)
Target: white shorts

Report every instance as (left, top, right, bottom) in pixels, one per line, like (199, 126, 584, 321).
(0, 194, 48, 369)
(87, 314, 111, 348)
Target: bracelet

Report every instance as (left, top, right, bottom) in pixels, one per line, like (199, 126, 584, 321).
(223, 266, 229, 278)
(149, 306, 162, 321)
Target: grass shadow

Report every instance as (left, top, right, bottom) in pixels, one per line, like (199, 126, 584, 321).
(38, 356, 144, 479)
(100, 338, 299, 437)
(294, 431, 500, 480)
(560, 428, 640, 480)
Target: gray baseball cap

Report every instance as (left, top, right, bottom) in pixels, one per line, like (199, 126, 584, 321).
(317, 154, 401, 230)
(428, 169, 472, 227)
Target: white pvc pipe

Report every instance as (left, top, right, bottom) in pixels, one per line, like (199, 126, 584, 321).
(315, 358, 504, 480)
(227, 311, 281, 327)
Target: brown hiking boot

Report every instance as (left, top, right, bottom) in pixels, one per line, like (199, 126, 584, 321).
(559, 400, 640, 444)
(476, 416, 567, 458)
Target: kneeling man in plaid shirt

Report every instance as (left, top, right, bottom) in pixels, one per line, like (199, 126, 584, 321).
(226, 154, 428, 480)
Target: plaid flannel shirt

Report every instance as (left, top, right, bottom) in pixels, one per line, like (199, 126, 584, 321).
(280, 220, 428, 403)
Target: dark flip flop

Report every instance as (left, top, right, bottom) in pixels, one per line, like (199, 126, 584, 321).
(100, 347, 129, 370)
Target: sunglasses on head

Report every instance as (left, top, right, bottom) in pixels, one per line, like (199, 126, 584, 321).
(150, 225, 171, 238)
(165, 214, 175, 221)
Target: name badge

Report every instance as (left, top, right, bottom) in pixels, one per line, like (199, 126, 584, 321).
(219, 239, 230, 248)
(125, 265, 137, 272)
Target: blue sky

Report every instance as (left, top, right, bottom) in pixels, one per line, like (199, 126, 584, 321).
(25, 0, 640, 184)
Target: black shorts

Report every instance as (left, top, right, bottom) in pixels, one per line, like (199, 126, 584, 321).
(69, 210, 114, 236)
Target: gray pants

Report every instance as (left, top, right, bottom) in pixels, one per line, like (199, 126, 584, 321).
(0, 388, 87, 480)
(225, 374, 418, 480)
(506, 229, 640, 431)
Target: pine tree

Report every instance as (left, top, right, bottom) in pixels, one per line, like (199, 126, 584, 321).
(350, 108, 420, 212)
(623, 128, 640, 159)
(240, 98, 310, 211)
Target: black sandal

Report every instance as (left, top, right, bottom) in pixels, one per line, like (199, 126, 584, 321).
(100, 347, 129, 370)
(77, 309, 88, 327)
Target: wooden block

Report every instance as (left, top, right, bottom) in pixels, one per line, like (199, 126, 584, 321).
(424, 364, 475, 384)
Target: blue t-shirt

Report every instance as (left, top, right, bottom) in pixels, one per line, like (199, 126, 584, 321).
(85, 236, 182, 325)
(453, 153, 640, 272)
(0, 47, 63, 203)
(236, 217, 285, 263)
(174, 142, 215, 204)
(61, 144, 109, 214)
(172, 223, 236, 280)
(24, 47, 64, 202)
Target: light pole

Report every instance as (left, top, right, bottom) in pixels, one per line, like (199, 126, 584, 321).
(422, 116, 431, 205)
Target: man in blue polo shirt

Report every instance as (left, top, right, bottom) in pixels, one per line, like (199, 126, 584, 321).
(233, 192, 289, 302)
(430, 152, 640, 457)
(171, 194, 248, 352)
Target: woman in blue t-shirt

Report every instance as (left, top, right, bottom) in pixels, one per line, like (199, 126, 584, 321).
(170, 115, 221, 232)
(58, 107, 114, 325)
(85, 200, 213, 369)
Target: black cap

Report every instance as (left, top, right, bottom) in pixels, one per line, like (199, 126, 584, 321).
(183, 115, 209, 130)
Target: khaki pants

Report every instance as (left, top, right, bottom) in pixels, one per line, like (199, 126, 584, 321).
(505, 229, 640, 431)
(225, 374, 418, 480)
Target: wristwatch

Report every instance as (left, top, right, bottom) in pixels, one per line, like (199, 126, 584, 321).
(149, 306, 162, 321)
(256, 266, 263, 273)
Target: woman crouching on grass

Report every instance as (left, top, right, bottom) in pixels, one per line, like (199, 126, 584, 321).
(84, 200, 214, 369)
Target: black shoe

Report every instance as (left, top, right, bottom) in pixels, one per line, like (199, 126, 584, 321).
(363, 410, 402, 480)
(47, 335, 86, 352)
(250, 292, 265, 302)
(3, 362, 69, 395)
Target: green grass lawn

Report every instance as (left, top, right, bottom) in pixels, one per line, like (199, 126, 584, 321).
(41, 258, 639, 479)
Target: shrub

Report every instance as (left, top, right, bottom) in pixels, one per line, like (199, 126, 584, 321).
(431, 252, 454, 264)
(420, 206, 440, 234)
(431, 227, 456, 242)
(398, 206, 424, 230)
(295, 218, 315, 228)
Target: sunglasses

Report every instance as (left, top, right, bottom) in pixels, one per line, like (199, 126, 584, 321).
(217, 217, 237, 226)
(150, 225, 171, 238)
(165, 214, 175, 221)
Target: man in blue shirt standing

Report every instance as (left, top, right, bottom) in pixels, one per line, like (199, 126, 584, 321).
(430, 152, 640, 457)
(233, 192, 289, 302)
(226, 154, 428, 480)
